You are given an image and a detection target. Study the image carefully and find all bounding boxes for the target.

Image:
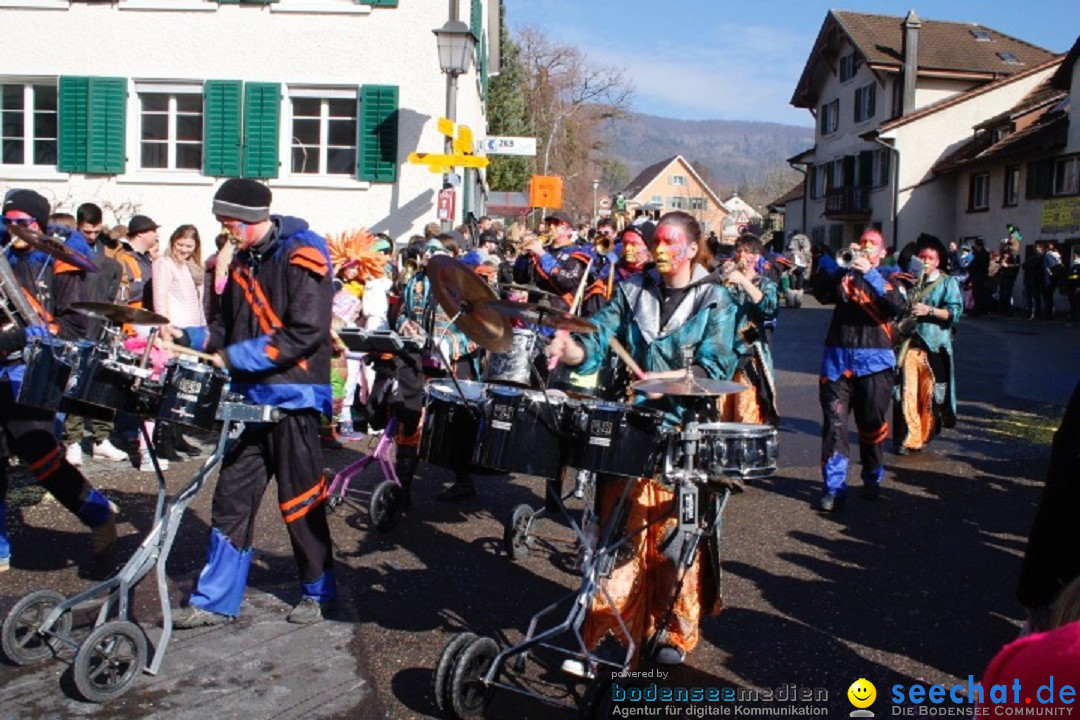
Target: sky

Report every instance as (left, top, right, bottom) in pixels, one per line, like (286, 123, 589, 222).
(502, 0, 1079, 127)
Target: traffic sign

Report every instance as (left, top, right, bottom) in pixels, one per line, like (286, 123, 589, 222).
(598, 195, 611, 210)
(481, 136, 537, 157)
(407, 152, 490, 173)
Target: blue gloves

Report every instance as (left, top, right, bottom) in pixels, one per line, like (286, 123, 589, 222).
(23, 325, 50, 342)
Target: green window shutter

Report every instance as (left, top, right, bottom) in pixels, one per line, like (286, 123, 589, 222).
(203, 80, 243, 177)
(58, 76, 90, 172)
(357, 85, 399, 183)
(86, 77, 126, 174)
(480, 31, 489, 100)
(242, 82, 280, 179)
(216, 0, 240, 3)
(464, 168, 474, 216)
(470, 0, 481, 40)
(367, 0, 399, 6)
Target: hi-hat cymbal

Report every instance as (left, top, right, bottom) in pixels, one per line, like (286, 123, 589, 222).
(485, 299, 597, 334)
(631, 376, 749, 397)
(5, 223, 100, 273)
(72, 301, 171, 326)
(426, 255, 513, 353)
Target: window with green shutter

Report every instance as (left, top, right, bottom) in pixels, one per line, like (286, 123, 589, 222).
(470, 0, 482, 40)
(242, 82, 281, 179)
(367, 0, 399, 6)
(203, 80, 243, 177)
(479, 31, 489, 100)
(357, 85, 398, 183)
(58, 76, 126, 174)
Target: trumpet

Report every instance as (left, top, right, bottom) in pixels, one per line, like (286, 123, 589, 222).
(720, 257, 751, 286)
(595, 234, 615, 254)
(837, 246, 867, 268)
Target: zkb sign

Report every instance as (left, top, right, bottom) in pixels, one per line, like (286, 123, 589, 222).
(481, 136, 537, 156)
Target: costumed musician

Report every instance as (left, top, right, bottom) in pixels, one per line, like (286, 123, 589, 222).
(545, 210, 738, 668)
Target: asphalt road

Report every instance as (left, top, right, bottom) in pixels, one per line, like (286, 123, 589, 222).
(1, 301, 1077, 719)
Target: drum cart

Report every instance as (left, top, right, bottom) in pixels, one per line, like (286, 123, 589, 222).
(1, 400, 281, 702)
(325, 417, 405, 531)
(433, 413, 750, 719)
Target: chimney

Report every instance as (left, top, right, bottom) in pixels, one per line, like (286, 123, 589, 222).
(902, 10, 922, 116)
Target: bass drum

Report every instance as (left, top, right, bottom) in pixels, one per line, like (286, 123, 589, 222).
(477, 386, 570, 478)
(571, 400, 664, 479)
(419, 380, 486, 472)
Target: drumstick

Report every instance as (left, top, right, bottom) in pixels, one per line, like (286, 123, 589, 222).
(609, 337, 647, 380)
(549, 258, 596, 372)
(155, 339, 219, 364)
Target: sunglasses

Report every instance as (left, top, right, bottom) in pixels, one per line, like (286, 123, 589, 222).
(1, 217, 35, 227)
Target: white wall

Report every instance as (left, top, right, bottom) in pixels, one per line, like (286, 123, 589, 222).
(0, 0, 491, 254)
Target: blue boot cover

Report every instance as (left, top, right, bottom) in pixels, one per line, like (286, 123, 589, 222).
(862, 465, 885, 487)
(0, 502, 10, 562)
(189, 528, 254, 617)
(301, 569, 337, 604)
(76, 487, 113, 528)
(822, 453, 849, 494)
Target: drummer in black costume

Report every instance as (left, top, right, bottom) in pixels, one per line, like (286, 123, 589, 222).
(545, 210, 737, 668)
(1, 190, 119, 572)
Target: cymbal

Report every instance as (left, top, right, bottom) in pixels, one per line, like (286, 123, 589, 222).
(497, 283, 565, 305)
(71, 301, 171, 326)
(6, 223, 99, 273)
(631, 376, 749, 397)
(486, 299, 597, 334)
(426, 255, 513, 353)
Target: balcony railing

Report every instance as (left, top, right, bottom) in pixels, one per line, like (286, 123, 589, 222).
(825, 186, 871, 216)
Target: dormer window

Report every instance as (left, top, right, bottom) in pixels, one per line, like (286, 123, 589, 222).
(998, 51, 1021, 65)
(970, 29, 992, 41)
(839, 52, 860, 83)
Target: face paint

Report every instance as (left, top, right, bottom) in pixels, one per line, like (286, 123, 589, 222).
(621, 234, 649, 270)
(652, 224, 694, 275)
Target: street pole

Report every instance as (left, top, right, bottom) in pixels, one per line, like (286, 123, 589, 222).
(592, 179, 599, 227)
(442, 71, 458, 233)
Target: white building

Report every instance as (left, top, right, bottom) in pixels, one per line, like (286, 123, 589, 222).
(0, 0, 499, 250)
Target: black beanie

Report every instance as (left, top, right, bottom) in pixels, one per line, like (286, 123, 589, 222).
(2, 189, 51, 231)
(212, 179, 272, 223)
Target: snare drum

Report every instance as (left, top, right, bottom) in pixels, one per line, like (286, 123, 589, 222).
(571, 400, 664, 478)
(690, 422, 778, 480)
(482, 328, 538, 386)
(156, 360, 229, 430)
(16, 338, 75, 412)
(478, 386, 569, 478)
(420, 380, 486, 471)
(64, 345, 154, 417)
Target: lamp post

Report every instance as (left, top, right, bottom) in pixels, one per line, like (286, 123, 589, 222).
(592, 179, 600, 226)
(433, 18, 475, 232)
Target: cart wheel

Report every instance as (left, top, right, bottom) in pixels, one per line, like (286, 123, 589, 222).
(2, 589, 73, 665)
(432, 632, 477, 713)
(73, 620, 147, 703)
(578, 677, 615, 719)
(503, 504, 535, 560)
(449, 635, 498, 719)
(369, 480, 402, 532)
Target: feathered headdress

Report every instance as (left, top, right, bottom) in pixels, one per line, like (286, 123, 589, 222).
(325, 228, 385, 280)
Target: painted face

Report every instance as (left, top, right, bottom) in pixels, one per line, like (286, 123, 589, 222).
(651, 223, 694, 275)
(3, 210, 36, 250)
(621, 233, 649, 268)
(916, 249, 940, 272)
(172, 235, 197, 262)
(218, 217, 258, 250)
(859, 233, 885, 265)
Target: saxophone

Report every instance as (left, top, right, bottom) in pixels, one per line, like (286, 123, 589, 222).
(0, 249, 45, 331)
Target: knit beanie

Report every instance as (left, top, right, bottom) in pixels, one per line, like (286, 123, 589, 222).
(2, 189, 51, 231)
(212, 179, 272, 222)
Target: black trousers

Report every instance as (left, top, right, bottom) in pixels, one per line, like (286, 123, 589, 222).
(0, 378, 85, 516)
(210, 411, 333, 584)
(820, 369, 893, 483)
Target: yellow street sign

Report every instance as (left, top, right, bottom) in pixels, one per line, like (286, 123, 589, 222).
(453, 125, 473, 156)
(407, 152, 490, 172)
(437, 117, 456, 137)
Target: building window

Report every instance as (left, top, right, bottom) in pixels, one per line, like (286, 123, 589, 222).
(668, 175, 687, 186)
(650, 194, 662, 206)
(831, 158, 844, 190)
(970, 29, 992, 41)
(997, 51, 1021, 65)
(288, 90, 357, 176)
(669, 196, 688, 210)
(1003, 165, 1020, 206)
(968, 172, 990, 211)
(1052, 156, 1078, 196)
(820, 98, 839, 136)
(854, 83, 875, 123)
(1, 82, 57, 167)
(811, 164, 826, 199)
(839, 52, 860, 82)
(689, 197, 708, 211)
(139, 90, 203, 171)
(872, 148, 891, 188)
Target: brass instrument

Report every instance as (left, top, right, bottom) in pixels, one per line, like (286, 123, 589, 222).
(399, 257, 419, 287)
(537, 230, 555, 247)
(837, 246, 868, 269)
(0, 248, 45, 332)
(595, 234, 615, 255)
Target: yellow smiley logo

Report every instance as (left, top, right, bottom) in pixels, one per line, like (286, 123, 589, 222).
(848, 678, 876, 708)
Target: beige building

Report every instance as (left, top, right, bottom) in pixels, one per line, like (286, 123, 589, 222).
(787, 9, 1060, 250)
(617, 155, 729, 235)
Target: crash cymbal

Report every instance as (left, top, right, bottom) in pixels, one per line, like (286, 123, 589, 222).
(6, 223, 99, 273)
(631, 376, 749, 397)
(426, 255, 513, 353)
(71, 301, 171, 326)
(486, 299, 597, 334)
(497, 283, 565, 305)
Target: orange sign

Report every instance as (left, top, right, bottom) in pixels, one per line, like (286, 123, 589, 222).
(529, 175, 563, 209)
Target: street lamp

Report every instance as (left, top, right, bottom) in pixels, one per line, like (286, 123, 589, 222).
(592, 179, 600, 226)
(433, 19, 476, 231)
